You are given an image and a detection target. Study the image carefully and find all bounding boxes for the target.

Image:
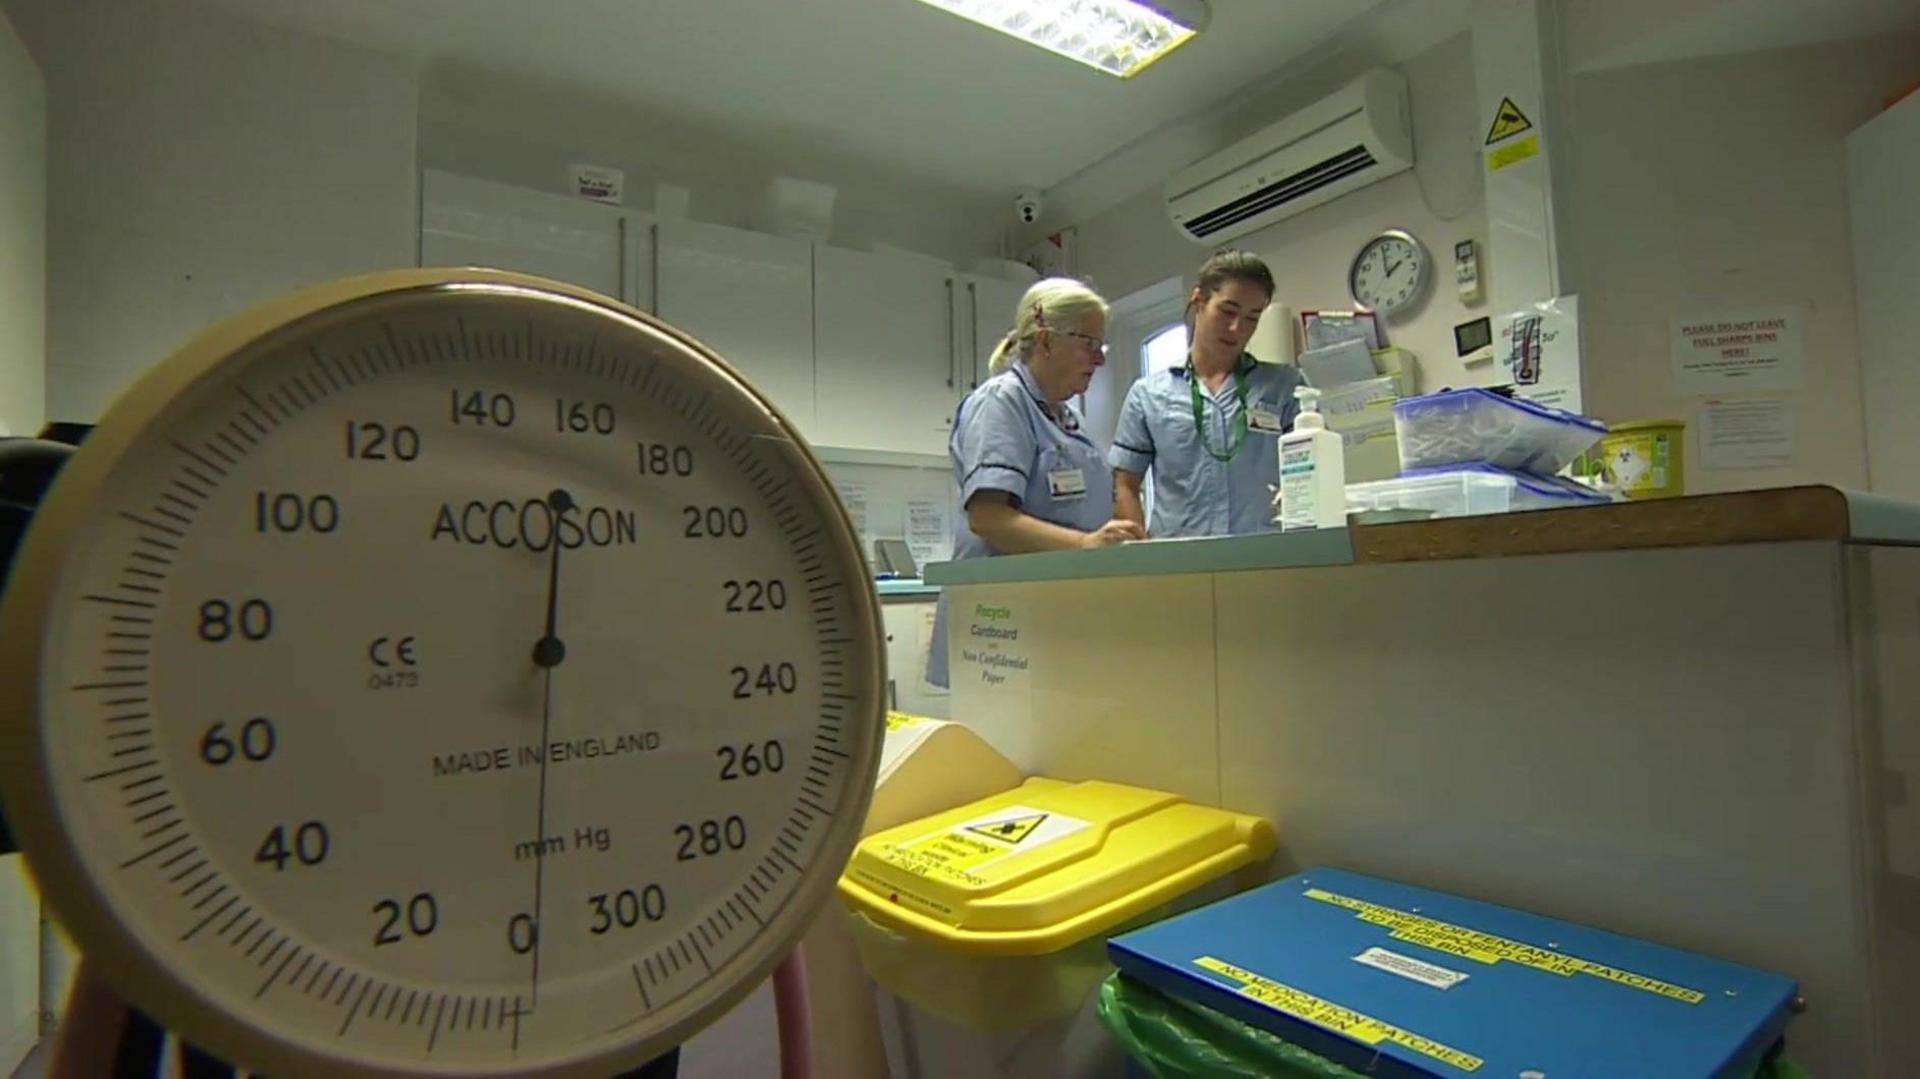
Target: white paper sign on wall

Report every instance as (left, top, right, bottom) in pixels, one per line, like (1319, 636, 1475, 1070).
(1493, 294, 1583, 413)
(833, 481, 869, 537)
(569, 163, 625, 204)
(905, 498, 949, 570)
(1671, 306, 1805, 393)
(1697, 396, 1795, 470)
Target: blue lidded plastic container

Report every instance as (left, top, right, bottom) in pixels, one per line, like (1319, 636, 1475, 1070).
(1393, 388, 1607, 475)
(1347, 462, 1610, 520)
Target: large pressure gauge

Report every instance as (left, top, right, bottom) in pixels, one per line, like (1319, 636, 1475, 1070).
(0, 270, 885, 1076)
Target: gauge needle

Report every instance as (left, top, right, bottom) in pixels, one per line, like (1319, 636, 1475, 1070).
(529, 488, 573, 1004)
(533, 489, 571, 669)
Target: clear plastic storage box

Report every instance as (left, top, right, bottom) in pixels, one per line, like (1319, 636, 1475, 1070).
(1346, 463, 1611, 520)
(1393, 388, 1607, 474)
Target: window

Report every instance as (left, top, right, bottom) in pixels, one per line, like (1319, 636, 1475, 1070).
(1143, 323, 1189, 378)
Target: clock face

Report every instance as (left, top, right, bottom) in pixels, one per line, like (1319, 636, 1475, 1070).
(1348, 231, 1428, 317)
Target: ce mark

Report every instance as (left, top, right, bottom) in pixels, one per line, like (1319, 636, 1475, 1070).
(368, 636, 418, 668)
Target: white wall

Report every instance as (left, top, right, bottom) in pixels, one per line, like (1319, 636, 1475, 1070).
(1558, 0, 1730, 71)
(1073, 31, 1491, 435)
(4, 0, 419, 423)
(1850, 91, 1920, 498)
(0, 2, 42, 437)
(819, 456, 957, 569)
(419, 66, 1006, 269)
(0, 7, 43, 1071)
(1558, 32, 1920, 494)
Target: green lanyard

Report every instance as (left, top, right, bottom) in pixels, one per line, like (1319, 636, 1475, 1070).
(1188, 360, 1250, 462)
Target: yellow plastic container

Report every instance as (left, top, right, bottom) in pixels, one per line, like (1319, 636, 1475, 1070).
(1591, 419, 1685, 499)
(838, 777, 1275, 1031)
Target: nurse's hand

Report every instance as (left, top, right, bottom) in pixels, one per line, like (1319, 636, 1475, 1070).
(1081, 519, 1148, 548)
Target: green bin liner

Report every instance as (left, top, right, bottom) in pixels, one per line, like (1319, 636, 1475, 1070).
(1095, 972, 1810, 1079)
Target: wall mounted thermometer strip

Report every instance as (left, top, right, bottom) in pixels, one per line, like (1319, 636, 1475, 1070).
(0, 270, 886, 1077)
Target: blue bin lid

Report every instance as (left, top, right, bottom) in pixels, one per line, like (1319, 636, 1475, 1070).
(1109, 867, 1797, 1079)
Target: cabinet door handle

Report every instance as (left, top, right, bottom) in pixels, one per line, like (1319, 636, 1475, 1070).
(649, 223, 661, 314)
(966, 281, 980, 390)
(616, 216, 628, 302)
(945, 277, 956, 389)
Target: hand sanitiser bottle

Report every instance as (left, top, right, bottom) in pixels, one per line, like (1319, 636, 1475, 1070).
(1277, 386, 1346, 531)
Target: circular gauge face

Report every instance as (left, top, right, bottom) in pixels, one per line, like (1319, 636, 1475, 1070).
(1347, 229, 1429, 317)
(0, 271, 885, 1077)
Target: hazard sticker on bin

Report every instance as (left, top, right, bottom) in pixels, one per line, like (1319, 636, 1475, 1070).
(964, 813, 1049, 845)
(878, 805, 1090, 886)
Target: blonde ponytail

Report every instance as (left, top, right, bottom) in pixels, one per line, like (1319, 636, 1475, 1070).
(986, 277, 1110, 375)
(986, 332, 1019, 375)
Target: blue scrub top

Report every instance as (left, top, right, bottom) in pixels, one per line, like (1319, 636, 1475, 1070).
(927, 360, 1110, 688)
(1108, 355, 1306, 538)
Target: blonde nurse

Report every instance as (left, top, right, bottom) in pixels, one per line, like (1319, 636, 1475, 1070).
(926, 278, 1144, 687)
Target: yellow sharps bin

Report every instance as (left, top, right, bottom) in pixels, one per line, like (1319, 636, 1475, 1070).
(838, 777, 1275, 1032)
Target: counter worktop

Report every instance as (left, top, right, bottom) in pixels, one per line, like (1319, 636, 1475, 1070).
(922, 485, 1920, 586)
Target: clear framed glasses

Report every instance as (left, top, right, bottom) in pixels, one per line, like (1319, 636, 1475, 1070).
(1054, 330, 1109, 356)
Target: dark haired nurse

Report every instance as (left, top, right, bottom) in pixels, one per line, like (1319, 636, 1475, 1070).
(1109, 250, 1307, 537)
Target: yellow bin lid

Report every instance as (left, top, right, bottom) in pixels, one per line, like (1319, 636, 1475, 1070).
(838, 777, 1275, 956)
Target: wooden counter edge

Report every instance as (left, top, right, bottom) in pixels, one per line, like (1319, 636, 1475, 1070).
(1351, 485, 1856, 564)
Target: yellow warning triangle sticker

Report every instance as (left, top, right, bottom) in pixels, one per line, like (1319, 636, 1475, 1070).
(1485, 97, 1534, 145)
(965, 813, 1048, 846)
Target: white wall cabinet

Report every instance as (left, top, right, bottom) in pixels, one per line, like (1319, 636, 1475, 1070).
(420, 171, 650, 305)
(655, 219, 817, 437)
(813, 246, 959, 455)
(959, 274, 1030, 392)
(419, 172, 1040, 455)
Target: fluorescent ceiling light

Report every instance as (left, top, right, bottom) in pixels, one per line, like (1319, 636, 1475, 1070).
(913, 0, 1208, 79)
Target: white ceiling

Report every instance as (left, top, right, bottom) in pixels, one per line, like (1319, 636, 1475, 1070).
(190, 0, 1390, 196)
(1572, 0, 1920, 71)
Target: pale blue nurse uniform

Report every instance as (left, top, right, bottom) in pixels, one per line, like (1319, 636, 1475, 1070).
(1107, 354, 1306, 538)
(926, 360, 1111, 688)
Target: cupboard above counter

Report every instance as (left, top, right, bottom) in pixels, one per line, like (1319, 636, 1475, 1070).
(960, 273, 1031, 393)
(813, 243, 954, 454)
(655, 217, 816, 434)
(418, 170, 1032, 456)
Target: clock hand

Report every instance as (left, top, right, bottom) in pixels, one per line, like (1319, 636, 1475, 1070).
(529, 487, 573, 1004)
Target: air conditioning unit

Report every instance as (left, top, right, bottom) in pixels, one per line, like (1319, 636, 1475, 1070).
(1165, 68, 1413, 244)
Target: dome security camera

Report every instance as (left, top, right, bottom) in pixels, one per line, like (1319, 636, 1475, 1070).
(1014, 187, 1043, 225)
